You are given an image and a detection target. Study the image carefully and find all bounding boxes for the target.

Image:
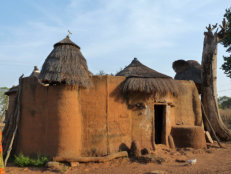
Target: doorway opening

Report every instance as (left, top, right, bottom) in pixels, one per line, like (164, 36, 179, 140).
(154, 104, 166, 144)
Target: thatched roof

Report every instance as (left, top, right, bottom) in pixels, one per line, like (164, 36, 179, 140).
(5, 86, 18, 96)
(116, 58, 170, 78)
(116, 58, 181, 96)
(173, 59, 202, 84)
(39, 36, 91, 87)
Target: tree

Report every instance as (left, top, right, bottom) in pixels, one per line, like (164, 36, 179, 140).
(218, 96, 231, 109)
(201, 17, 231, 141)
(0, 87, 9, 119)
(97, 70, 106, 76)
(221, 7, 231, 78)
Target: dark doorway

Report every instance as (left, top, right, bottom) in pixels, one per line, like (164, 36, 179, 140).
(154, 105, 166, 144)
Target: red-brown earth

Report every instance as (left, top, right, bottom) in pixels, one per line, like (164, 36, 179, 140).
(6, 142, 231, 174)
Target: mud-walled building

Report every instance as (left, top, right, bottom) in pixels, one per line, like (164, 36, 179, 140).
(4, 36, 206, 159)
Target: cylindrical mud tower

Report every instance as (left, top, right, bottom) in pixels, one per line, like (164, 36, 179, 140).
(16, 78, 82, 158)
(46, 86, 82, 158)
(16, 35, 91, 158)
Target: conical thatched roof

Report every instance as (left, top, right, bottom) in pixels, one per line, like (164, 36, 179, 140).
(39, 36, 91, 87)
(116, 58, 170, 78)
(116, 58, 181, 96)
(173, 59, 202, 84)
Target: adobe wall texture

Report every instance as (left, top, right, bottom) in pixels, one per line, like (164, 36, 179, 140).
(127, 92, 176, 149)
(80, 76, 131, 156)
(15, 75, 203, 158)
(16, 77, 82, 158)
(171, 125, 206, 148)
(173, 80, 202, 126)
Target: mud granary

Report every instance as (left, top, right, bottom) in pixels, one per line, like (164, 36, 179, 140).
(4, 36, 206, 159)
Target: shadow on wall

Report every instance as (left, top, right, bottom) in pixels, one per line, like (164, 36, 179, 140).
(109, 79, 127, 103)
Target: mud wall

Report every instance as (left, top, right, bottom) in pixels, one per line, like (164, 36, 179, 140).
(16, 77, 82, 158)
(127, 94, 155, 150)
(107, 77, 132, 154)
(79, 76, 132, 156)
(79, 76, 108, 156)
(79, 76, 179, 154)
(127, 93, 175, 149)
(173, 81, 202, 126)
(171, 125, 206, 148)
(16, 76, 203, 158)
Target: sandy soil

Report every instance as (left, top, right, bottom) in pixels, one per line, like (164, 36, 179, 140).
(6, 142, 231, 174)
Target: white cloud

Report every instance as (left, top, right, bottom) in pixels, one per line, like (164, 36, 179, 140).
(1, 0, 231, 96)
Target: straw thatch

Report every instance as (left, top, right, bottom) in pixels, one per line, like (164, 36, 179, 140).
(116, 58, 170, 78)
(39, 36, 91, 87)
(173, 59, 202, 84)
(116, 58, 181, 96)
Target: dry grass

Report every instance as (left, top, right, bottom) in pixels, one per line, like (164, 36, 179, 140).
(220, 109, 231, 129)
(122, 77, 183, 97)
(116, 58, 183, 96)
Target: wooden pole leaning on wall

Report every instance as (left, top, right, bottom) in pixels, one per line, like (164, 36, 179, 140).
(201, 103, 223, 148)
(3, 75, 23, 166)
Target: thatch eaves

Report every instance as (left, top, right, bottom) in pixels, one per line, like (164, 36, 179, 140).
(39, 36, 91, 87)
(116, 58, 182, 96)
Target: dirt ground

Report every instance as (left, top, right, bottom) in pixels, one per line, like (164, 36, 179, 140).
(6, 141, 231, 174)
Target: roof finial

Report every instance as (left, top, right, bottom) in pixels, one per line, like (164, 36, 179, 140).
(67, 30, 72, 38)
(34, 66, 39, 71)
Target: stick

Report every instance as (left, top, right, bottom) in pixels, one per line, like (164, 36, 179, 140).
(53, 151, 128, 163)
(4, 75, 23, 166)
(201, 103, 223, 148)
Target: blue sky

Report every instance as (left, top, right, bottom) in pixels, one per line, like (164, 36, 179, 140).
(0, 0, 231, 96)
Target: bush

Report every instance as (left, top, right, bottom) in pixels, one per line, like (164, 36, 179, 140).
(14, 153, 48, 167)
(218, 96, 231, 109)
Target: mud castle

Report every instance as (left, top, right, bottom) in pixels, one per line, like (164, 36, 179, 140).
(4, 36, 206, 159)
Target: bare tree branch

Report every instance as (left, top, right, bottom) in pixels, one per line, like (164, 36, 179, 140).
(211, 23, 218, 31)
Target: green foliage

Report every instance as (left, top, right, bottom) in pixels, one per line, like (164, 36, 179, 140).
(14, 153, 48, 167)
(14, 154, 30, 167)
(0, 87, 9, 118)
(221, 7, 231, 78)
(61, 166, 69, 172)
(222, 55, 231, 78)
(218, 96, 231, 109)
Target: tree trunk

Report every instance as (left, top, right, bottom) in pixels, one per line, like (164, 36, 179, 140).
(201, 30, 231, 141)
